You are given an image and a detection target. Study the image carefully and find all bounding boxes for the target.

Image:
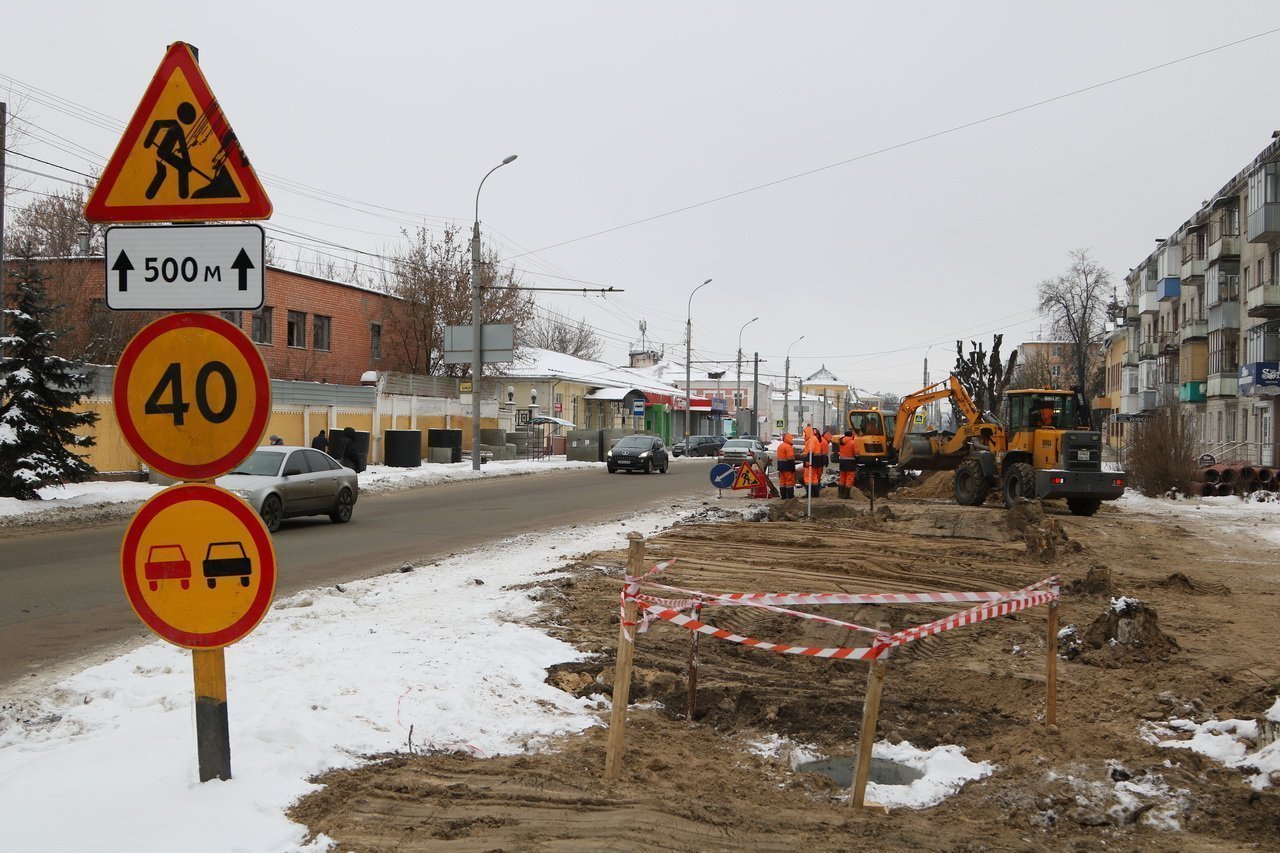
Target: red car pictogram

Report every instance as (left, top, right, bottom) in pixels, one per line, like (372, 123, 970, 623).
(144, 544, 192, 591)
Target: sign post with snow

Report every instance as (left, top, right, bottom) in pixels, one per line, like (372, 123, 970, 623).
(88, 41, 276, 784)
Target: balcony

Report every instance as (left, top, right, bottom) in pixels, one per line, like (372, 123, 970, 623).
(1247, 282, 1280, 319)
(1137, 389, 1158, 410)
(1180, 381, 1207, 402)
(1207, 301, 1241, 332)
(1207, 374, 1239, 398)
(1139, 288, 1160, 315)
(1121, 349, 1139, 367)
(1246, 204, 1280, 243)
(1179, 318, 1208, 342)
(1157, 276, 1181, 302)
(1092, 395, 1113, 411)
(1138, 341, 1160, 360)
(1181, 253, 1206, 281)
(1123, 304, 1139, 325)
(1119, 393, 1140, 415)
(1208, 234, 1240, 262)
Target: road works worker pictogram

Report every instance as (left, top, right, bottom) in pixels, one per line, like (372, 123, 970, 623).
(84, 41, 271, 223)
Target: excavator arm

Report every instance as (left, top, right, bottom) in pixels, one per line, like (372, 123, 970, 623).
(891, 375, 981, 452)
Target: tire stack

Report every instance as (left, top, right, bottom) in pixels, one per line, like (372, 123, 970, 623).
(1196, 463, 1279, 497)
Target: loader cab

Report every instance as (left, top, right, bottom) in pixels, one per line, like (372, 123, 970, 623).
(1005, 390, 1078, 434)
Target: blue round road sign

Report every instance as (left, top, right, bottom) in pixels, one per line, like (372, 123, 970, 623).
(710, 463, 736, 489)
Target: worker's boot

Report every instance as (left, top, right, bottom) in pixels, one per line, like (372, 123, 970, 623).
(839, 486, 849, 499)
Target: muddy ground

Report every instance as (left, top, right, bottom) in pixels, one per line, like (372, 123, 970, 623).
(291, 477, 1279, 851)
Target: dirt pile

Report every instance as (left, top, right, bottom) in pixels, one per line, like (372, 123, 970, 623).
(291, 497, 1280, 850)
(1083, 598, 1180, 659)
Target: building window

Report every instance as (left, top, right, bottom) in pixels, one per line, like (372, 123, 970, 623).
(370, 323, 382, 360)
(252, 307, 273, 344)
(287, 310, 307, 348)
(313, 315, 332, 351)
(221, 310, 242, 328)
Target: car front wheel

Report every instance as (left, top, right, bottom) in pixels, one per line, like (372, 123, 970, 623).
(329, 488, 355, 523)
(260, 494, 283, 532)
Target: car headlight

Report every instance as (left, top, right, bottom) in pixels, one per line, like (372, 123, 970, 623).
(230, 489, 254, 500)
(639, 451, 650, 459)
(606, 450, 613, 458)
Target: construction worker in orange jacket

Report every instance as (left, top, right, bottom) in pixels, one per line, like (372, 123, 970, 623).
(837, 428, 858, 499)
(775, 432, 797, 499)
(803, 425, 823, 497)
(815, 427, 832, 497)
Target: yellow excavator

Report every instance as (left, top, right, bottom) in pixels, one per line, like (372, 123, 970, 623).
(890, 375, 1127, 516)
(845, 407, 899, 491)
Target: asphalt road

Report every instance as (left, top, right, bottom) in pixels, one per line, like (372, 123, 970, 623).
(0, 460, 713, 690)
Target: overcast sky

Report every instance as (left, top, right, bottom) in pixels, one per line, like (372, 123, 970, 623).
(6, 1, 1280, 394)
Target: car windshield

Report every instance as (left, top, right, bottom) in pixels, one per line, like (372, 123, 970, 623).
(614, 436, 654, 449)
(227, 450, 285, 476)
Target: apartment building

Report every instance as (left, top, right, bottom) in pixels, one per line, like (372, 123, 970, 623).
(1108, 134, 1280, 464)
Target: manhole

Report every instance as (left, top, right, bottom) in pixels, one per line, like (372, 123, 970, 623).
(796, 756, 925, 787)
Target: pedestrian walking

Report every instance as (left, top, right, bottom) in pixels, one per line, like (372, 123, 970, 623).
(339, 426, 362, 471)
(311, 429, 328, 452)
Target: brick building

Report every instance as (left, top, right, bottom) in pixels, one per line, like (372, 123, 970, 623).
(32, 257, 399, 385)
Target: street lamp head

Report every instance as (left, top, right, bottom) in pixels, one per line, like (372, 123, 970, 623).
(502, 154, 518, 165)
(703, 278, 713, 285)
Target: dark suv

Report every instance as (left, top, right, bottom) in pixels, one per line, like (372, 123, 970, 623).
(672, 434, 721, 457)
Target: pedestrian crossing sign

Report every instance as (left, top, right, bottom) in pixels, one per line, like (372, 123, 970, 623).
(732, 463, 762, 490)
(85, 42, 272, 223)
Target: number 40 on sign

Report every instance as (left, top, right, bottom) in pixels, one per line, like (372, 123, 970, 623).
(114, 313, 271, 481)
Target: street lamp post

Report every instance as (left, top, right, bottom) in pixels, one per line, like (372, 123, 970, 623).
(783, 335, 804, 434)
(735, 316, 758, 435)
(684, 278, 712, 447)
(470, 154, 518, 472)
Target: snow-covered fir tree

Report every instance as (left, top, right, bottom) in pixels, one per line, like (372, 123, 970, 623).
(0, 249, 99, 499)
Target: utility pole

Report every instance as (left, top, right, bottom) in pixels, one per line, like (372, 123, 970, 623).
(1, 101, 6, 341)
(751, 352, 759, 436)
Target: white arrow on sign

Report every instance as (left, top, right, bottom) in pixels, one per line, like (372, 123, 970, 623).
(105, 223, 266, 311)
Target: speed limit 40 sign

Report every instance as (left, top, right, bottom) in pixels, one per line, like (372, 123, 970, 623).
(114, 313, 271, 480)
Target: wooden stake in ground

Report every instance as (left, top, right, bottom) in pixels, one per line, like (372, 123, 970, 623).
(605, 532, 644, 780)
(851, 656, 888, 808)
(1046, 598, 1059, 727)
(686, 602, 701, 722)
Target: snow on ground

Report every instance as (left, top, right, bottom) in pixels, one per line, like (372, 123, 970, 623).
(1143, 706, 1280, 792)
(2, 474, 1278, 849)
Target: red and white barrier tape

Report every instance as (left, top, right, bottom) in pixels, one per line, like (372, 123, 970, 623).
(642, 574, 1059, 607)
(629, 575, 1060, 662)
(640, 603, 890, 660)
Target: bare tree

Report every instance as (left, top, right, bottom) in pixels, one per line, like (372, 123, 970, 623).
(379, 225, 534, 376)
(522, 314, 602, 361)
(1037, 249, 1111, 400)
(5, 183, 104, 257)
(953, 334, 1017, 418)
(1009, 349, 1056, 390)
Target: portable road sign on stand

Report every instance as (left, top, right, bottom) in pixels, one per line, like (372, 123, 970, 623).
(87, 41, 276, 784)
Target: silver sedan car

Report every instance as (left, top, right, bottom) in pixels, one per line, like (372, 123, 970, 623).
(218, 446, 359, 532)
(717, 438, 773, 472)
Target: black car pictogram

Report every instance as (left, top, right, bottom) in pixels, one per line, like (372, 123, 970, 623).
(203, 541, 252, 589)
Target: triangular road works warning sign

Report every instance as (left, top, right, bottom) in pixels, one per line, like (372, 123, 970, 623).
(732, 463, 762, 490)
(85, 42, 272, 223)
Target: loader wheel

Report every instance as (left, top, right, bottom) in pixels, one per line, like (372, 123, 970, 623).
(1067, 497, 1102, 516)
(1002, 462, 1037, 508)
(953, 458, 990, 506)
